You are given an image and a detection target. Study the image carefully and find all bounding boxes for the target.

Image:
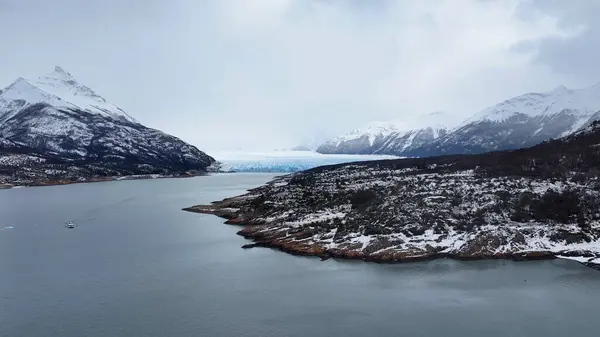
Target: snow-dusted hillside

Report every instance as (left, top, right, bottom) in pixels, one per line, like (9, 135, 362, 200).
(422, 84, 600, 156)
(318, 84, 600, 156)
(466, 85, 599, 130)
(317, 112, 456, 155)
(186, 121, 600, 268)
(0, 66, 214, 185)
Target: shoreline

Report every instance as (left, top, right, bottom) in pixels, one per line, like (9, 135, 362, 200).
(183, 203, 600, 271)
(0, 172, 210, 189)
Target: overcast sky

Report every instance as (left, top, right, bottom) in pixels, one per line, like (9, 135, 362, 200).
(0, 0, 598, 151)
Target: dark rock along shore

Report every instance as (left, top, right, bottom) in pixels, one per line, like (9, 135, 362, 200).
(184, 122, 600, 269)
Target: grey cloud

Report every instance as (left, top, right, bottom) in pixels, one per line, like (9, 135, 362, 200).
(519, 0, 600, 86)
(0, 0, 592, 151)
(510, 40, 537, 54)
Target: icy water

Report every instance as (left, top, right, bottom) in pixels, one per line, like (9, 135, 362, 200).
(1, 173, 600, 337)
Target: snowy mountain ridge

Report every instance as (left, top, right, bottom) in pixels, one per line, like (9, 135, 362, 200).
(334, 121, 401, 146)
(0, 66, 136, 125)
(318, 83, 600, 156)
(466, 83, 600, 132)
(333, 112, 457, 145)
(318, 112, 457, 155)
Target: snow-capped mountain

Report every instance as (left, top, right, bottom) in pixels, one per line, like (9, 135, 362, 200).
(318, 83, 600, 157)
(0, 66, 214, 184)
(0, 66, 136, 125)
(317, 112, 456, 155)
(421, 84, 600, 157)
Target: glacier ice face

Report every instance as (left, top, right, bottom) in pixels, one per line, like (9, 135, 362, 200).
(213, 151, 398, 173)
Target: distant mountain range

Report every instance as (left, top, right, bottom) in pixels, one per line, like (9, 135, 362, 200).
(0, 66, 214, 185)
(318, 84, 600, 156)
(318, 112, 456, 155)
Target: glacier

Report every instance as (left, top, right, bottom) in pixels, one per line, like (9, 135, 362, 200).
(212, 151, 398, 173)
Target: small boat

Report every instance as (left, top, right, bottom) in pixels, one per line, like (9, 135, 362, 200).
(65, 221, 76, 229)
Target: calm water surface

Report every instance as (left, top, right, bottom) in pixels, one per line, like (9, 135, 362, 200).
(1, 173, 599, 337)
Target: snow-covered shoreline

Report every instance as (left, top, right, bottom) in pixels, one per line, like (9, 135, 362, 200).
(184, 121, 600, 271)
(185, 199, 600, 271)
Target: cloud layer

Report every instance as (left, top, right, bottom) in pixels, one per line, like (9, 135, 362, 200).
(0, 0, 595, 150)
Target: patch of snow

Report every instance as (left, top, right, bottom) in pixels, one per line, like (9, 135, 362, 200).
(0, 154, 45, 166)
(532, 127, 544, 136)
(283, 210, 347, 228)
(350, 235, 374, 249)
(556, 255, 595, 263)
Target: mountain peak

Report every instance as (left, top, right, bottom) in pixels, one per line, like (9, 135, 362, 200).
(413, 111, 458, 129)
(1, 77, 44, 100)
(550, 85, 570, 95)
(0, 67, 137, 123)
(53, 65, 69, 75)
(45, 66, 74, 81)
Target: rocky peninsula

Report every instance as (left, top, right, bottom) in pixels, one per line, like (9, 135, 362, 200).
(185, 123, 600, 270)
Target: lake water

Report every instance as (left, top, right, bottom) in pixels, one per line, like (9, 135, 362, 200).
(1, 173, 600, 337)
